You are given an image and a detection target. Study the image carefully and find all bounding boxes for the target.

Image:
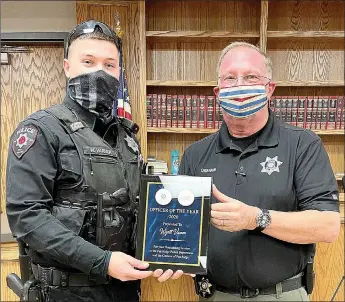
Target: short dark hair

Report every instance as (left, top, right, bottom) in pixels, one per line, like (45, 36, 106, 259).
(67, 28, 120, 58)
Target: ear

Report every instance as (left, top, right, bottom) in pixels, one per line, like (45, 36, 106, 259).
(266, 82, 276, 99)
(63, 59, 70, 78)
(213, 86, 220, 98)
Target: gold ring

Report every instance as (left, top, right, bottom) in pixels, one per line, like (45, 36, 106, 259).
(221, 220, 224, 226)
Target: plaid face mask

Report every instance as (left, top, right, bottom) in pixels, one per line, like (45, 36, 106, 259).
(67, 70, 120, 124)
(218, 85, 267, 118)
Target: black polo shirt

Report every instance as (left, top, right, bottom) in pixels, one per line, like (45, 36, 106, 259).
(179, 110, 339, 290)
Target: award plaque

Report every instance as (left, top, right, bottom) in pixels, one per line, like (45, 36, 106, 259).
(136, 174, 212, 274)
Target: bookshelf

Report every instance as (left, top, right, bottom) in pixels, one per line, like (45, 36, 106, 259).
(146, 31, 259, 39)
(267, 30, 345, 39)
(147, 127, 344, 136)
(145, 2, 344, 301)
(147, 80, 345, 87)
(146, 31, 344, 39)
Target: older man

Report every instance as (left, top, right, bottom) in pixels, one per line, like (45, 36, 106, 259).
(179, 42, 340, 301)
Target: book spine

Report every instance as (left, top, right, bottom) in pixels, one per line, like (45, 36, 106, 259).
(191, 95, 198, 128)
(291, 96, 298, 126)
(336, 96, 343, 129)
(185, 95, 192, 128)
(206, 95, 215, 129)
(161, 94, 167, 128)
(157, 94, 162, 127)
(177, 95, 185, 128)
(166, 95, 172, 128)
(152, 94, 158, 127)
(274, 96, 281, 120)
(199, 95, 206, 128)
(171, 95, 178, 128)
(320, 96, 328, 130)
(328, 96, 337, 130)
(286, 96, 293, 125)
(146, 94, 152, 127)
(305, 96, 313, 129)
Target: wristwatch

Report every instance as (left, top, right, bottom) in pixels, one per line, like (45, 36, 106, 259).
(254, 209, 271, 232)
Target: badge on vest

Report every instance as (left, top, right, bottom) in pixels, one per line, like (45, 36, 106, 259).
(12, 124, 38, 159)
(124, 134, 139, 154)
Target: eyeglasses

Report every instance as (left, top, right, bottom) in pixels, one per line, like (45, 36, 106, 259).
(219, 75, 271, 86)
(64, 20, 119, 58)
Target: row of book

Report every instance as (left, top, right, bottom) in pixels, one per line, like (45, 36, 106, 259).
(146, 94, 221, 129)
(270, 95, 344, 130)
(146, 94, 345, 130)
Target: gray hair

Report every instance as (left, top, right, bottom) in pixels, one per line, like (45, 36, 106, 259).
(216, 41, 273, 81)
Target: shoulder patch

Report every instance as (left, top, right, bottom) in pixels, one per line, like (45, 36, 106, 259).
(12, 125, 38, 159)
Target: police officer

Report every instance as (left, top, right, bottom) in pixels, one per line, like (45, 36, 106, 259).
(179, 42, 340, 301)
(6, 20, 183, 302)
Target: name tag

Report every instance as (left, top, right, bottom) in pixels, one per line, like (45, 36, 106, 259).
(83, 146, 117, 157)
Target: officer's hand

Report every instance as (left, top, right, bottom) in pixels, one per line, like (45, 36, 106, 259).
(151, 269, 184, 282)
(107, 252, 153, 281)
(211, 184, 259, 232)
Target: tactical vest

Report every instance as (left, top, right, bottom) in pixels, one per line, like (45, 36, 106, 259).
(45, 104, 143, 254)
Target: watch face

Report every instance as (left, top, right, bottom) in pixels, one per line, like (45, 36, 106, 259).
(257, 210, 272, 228)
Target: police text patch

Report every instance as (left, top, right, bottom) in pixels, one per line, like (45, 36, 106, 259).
(12, 125, 38, 159)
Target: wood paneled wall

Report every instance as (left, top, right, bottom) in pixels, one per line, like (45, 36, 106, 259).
(267, 40, 344, 83)
(146, 0, 260, 32)
(267, 1, 344, 32)
(146, 0, 260, 83)
(313, 225, 345, 301)
(1, 243, 20, 302)
(1, 47, 66, 213)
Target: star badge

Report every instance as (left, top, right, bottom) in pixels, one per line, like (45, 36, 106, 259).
(198, 277, 214, 298)
(16, 133, 29, 148)
(124, 134, 139, 154)
(260, 156, 283, 175)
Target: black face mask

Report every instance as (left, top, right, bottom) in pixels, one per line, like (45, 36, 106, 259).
(67, 70, 120, 124)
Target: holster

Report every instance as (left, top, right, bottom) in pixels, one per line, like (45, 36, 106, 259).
(21, 279, 44, 302)
(303, 261, 315, 295)
(96, 188, 135, 252)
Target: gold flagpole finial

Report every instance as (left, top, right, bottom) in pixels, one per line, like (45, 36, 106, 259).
(114, 12, 124, 39)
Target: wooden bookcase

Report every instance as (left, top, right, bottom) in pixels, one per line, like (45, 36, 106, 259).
(1, 1, 343, 301)
(145, 1, 344, 301)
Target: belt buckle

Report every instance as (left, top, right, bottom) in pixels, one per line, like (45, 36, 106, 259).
(240, 287, 259, 298)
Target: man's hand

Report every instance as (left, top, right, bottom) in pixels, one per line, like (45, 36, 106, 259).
(107, 252, 184, 282)
(151, 269, 184, 282)
(107, 252, 153, 281)
(211, 184, 259, 232)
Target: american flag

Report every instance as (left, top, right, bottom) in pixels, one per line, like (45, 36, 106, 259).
(116, 38, 132, 120)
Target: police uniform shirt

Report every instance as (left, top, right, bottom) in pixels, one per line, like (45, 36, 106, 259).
(179, 109, 339, 290)
(6, 96, 141, 278)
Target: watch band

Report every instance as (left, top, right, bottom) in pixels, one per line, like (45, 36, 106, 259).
(254, 209, 271, 232)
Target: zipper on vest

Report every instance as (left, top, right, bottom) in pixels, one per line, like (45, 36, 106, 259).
(89, 154, 94, 175)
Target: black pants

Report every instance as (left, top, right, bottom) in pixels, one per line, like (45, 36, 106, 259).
(45, 279, 140, 302)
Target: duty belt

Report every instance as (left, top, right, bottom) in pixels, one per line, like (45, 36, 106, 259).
(32, 263, 108, 287)
(215, 273, 303, 298)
